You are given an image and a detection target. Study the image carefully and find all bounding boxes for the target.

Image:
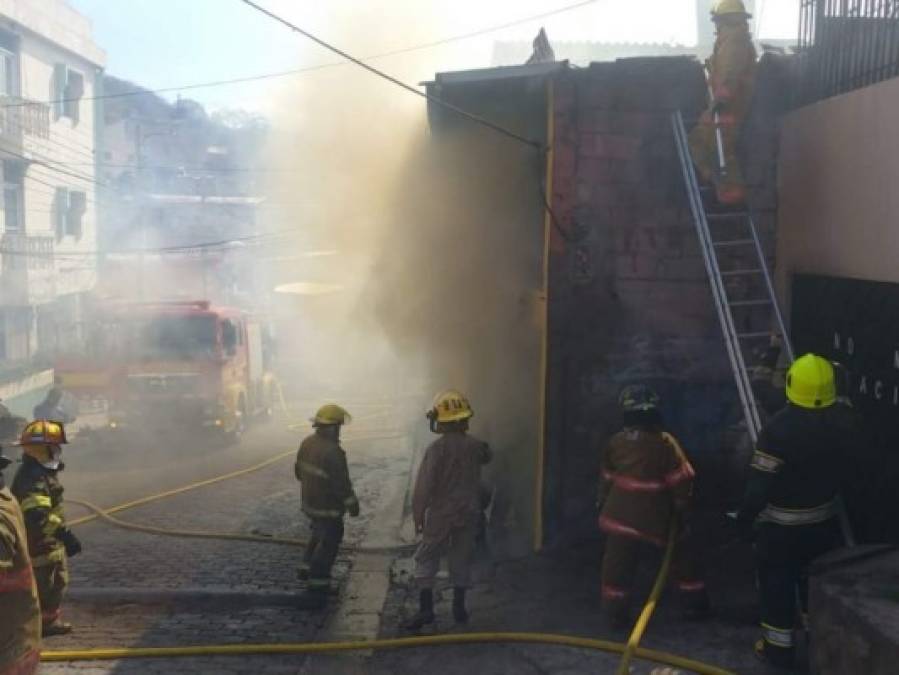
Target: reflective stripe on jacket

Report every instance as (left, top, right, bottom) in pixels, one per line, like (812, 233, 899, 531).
(598, 429, 695, 545)
(11, 458, 66, 563)
(759, 500, 837, 527)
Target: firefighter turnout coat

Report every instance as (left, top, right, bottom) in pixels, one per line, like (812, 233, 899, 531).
(598, 429, 694, 546)
(294, 432, 359, 520)
(11, 457, 69, 626)
(0, 486, 41, 675)
(688, 19, 757, 203)
(738, 404, 852, 665)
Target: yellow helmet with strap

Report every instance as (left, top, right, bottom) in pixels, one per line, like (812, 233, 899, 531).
(786, 354, 835, 409)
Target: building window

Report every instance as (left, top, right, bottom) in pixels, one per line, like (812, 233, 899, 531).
(3, 182, 21, 232)
(52, 64, 84, 124)
(0, 47, 17, 97)
(54, 187, 86, 239)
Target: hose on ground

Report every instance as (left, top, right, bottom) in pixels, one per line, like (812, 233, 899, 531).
(616, 518, 678, 675)
(41, 632, 735, 674)
(67, 497, 416, 555)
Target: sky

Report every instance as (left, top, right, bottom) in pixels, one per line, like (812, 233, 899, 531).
(70, 0, 800, 115)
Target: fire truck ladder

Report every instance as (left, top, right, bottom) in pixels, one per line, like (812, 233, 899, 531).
(671, 111, 794, 446)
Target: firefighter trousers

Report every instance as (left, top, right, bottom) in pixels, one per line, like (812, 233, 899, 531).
(600, 532, 708, 620)
(754, 519, 840, 667)
(304, 517, 344, 592)
(414, 518, 477, 589)
(33, 558, 68, 628)
(687, 107, 749, 205)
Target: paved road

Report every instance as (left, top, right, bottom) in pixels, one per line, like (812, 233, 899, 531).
(37, 405, 412, 674)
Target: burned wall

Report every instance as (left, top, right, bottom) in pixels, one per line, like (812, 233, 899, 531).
(542, 58, 740, 546)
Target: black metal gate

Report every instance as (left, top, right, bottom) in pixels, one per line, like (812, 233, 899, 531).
(798, 0, 899, 104)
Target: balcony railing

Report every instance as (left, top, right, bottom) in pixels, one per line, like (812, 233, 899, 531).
(0, 233, 54, 270)
(0, 95, 51, 144)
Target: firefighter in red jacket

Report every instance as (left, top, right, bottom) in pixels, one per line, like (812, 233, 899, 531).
(597, 386, 709, 626)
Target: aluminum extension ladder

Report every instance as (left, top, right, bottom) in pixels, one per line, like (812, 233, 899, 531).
(671, 110, 793, 446)
(672, 110, 856, 546)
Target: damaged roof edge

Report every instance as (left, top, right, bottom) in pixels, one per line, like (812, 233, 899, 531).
(420, 60, 569, 87)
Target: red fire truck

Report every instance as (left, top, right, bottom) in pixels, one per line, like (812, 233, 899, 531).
(59, 300, 276, 438)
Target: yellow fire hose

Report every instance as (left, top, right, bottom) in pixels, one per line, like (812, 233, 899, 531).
(616, 520, 678, 675)
(67, 497, 415, 555)
(59, 411, 730, 673)
(41, 633, 734, 673)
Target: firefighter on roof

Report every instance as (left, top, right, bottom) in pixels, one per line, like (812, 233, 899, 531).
(737, 354, 852, 669)
(597, 385, 709, 627)
(0, 444, 41, 675)
(405, 390, 492, 631)
(688, 0, 757, 205)
(294, 404, 360, 609)
(11, 420, 81, 637)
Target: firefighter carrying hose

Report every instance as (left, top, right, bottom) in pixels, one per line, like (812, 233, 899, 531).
(597, 386, 709, 627)
(11, 420, 81, 636)
(405, 390, 492, 631)
(688, 0, 757, 206)
(294, 404, 360, 610)
(736, 354, 851, 669)
(0, 445, 41, 675)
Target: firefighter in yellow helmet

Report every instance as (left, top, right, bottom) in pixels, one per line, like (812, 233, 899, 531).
(405, 390, 492, 630)
(736, 354, 851, 669)
(0, 444, 41, 675)
(688, 0, 757, 205)
(11, 420, 81, 637)
(597, 386, 709, 627)
(294, 404, 359, 609)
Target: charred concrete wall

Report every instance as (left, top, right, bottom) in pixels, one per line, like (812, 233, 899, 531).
(542, 58, 740, 546)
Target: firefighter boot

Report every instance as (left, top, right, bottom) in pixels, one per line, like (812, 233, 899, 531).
(404, 589, 435, 631)
(452, 587, 469, 624)
(43, 621, 74, 637)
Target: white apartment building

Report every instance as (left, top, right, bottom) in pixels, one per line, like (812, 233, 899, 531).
(0, 0, 105, 365)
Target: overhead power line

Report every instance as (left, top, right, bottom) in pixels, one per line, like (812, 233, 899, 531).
(0, 0, 595, 123)
(236, 0, 545, 149)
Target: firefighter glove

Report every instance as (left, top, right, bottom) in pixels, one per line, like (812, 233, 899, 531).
(57, 528, 82, 557)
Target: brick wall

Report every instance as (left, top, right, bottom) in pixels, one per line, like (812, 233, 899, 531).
(542, 58, 743, 545)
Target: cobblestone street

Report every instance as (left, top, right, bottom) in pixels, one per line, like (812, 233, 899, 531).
(39, 410, 412, 674)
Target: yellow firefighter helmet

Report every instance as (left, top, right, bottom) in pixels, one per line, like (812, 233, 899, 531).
(712, 0, 752, 17)
(786, 354, 835, 409)
(18, 419, 68, 446)
(427, 390, 474, 424)
(311, 404, 352, 427)
(18, 420, 67, 470)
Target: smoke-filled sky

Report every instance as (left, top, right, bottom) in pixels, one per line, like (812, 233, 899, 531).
(72, 0, 799, 114)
